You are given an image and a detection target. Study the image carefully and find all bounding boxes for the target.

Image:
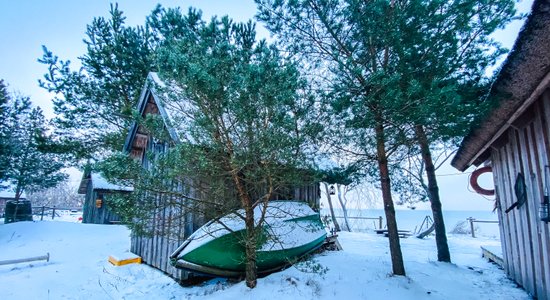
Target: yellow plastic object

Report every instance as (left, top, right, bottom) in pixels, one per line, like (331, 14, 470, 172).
(108, 254, 142, 266)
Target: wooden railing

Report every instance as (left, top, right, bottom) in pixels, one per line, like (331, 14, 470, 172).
(334, 215, 385, 230)
(466, 217, 499, 238)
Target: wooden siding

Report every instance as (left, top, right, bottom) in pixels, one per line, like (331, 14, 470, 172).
(82, 183, 122, 224)
(130, 184, 320, 282)
(491, 89, 550, 299)
(130, 190, 195, 280)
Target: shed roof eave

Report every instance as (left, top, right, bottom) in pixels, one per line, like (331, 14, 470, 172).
(452, 69, 550, 171)
(451, 0, 550, 171)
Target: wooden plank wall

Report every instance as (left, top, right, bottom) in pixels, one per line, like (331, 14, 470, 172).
(82, 183, 122, 224)
(130, 184, 320, 282)
(130, 191, 189, 280)
(81, 183, 94, 223)
(491, 89, 550, 299)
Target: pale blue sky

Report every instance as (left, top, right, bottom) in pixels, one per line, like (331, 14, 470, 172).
(0, 0, 265, 117)
(0, 0, 535, 210)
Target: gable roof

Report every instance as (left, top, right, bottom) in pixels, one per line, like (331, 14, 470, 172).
(451, 0, 550, 171)
(122, 72, 181, 153)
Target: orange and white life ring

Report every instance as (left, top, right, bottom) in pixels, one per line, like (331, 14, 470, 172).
(470, 166, 495, 196)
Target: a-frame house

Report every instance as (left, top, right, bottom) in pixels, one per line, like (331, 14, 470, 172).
(123, 72, 321, 281)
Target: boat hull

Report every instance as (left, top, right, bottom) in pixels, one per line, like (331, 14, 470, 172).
(171, 201, 327, 277)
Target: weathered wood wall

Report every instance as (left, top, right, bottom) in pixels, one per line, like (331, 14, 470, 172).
(491, 89, 550, 299)
(82, 183, 122, 224)
(130, 190, 196, 280)
(130, 184, 320, 282)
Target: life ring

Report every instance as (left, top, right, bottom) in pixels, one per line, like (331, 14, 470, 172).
(470, 166, 495, 196)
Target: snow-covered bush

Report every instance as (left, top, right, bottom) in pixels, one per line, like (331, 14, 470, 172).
(450, 221, 478, 235)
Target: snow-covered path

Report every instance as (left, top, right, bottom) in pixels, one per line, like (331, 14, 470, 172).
(0, 221, 529, 299)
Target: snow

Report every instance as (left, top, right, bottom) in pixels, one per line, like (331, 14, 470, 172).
(145, 72, 195, 144)
(91, 173, 133, 192)
(180, 201, 324, 256)
(0, 214, 529, 299)
(148, 72, 166, 89)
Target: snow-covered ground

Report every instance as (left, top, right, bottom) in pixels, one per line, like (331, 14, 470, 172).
(0, 218, 529, 300)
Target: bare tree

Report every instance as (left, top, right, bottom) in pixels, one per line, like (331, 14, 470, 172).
(27, 180, 83, 208)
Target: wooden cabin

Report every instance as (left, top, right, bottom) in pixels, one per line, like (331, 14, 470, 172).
(123, 72, 321, 281)
(451, 1, 550, 298)
(78, 171, 133, 224)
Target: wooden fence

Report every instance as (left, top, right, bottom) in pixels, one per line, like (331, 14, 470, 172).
(32, 206, 82, 221)
(334, 215, 385, 230)
(466, 217, 499, 238)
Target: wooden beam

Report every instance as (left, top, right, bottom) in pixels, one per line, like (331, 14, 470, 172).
(0, 253, 49, 266)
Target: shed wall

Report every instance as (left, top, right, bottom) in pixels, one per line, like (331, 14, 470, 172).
(82, 183, 122, 224)
(491, 89, 550, 299)
(130, 184, 321, 282)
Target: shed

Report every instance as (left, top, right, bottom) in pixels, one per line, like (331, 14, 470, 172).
(452, 1, 550, 298)
(0, 188, 26, 216)
(78, 171, 133, 224)
(122, 72, 321, 281)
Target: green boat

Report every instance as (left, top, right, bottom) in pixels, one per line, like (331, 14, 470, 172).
(170, 201, 327, 277)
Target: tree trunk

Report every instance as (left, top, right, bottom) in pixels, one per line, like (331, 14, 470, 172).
(231, 170, 258, 288)
(15, 185, 22, 202)
(323, 182, 341, 232)
(375, 121, 405, 276)
(244, 205, 258, 288)
(336, 184, 351, 231)
(414, 124, 451, 262)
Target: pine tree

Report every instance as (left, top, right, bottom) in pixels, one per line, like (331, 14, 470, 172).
(2, 93, 67, 200)
(256, 0, 517, 272)
(156, 14, 318, 288)
(0, 80, 11, 183)
(257, 0, 410, 275)
(38, 4, 154, 163)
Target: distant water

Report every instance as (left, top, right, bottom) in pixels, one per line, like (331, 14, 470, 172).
(320, 208, 500, 238)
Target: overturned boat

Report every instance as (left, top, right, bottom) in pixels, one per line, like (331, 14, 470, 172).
(170, 201, 327, 277)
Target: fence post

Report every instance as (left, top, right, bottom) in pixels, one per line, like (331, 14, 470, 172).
(468, 217, 476, 238)
(379, 216, 383, 229)
(52, 206, 56, 220)
(41, 206, 45, 221)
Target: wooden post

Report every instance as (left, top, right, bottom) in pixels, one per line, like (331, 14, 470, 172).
(468, 217, 476, 238)
(52, 206, 56, 220)
(40, 206, 45, 221)
(379, 216, 383, 229)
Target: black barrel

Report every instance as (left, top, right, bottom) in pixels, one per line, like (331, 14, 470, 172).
(4, 200, 33, 224)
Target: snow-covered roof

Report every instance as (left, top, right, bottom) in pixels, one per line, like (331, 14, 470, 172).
(78, 172, 133, 194)
(123, 72, 196, 154)
(90, 173, 133, 192)
(148, 72, 195, 143)
(0, 183, 26, 199)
